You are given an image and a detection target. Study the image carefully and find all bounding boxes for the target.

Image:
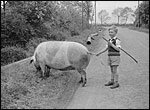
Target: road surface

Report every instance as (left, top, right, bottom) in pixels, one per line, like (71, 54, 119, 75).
(66, 27, 149, 109)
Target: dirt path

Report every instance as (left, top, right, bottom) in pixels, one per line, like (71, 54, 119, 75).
(66, 27, 149, 109)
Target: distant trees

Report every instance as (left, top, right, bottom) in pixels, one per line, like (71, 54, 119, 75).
(111, 1, 149, 28)
(120, 7, 135, 24)
(112, 7, 124, 24)
(98, 10, 110, 24)
(112, 7, 136, 25)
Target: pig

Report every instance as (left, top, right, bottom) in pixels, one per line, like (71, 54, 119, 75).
(30, 41, 94, 87)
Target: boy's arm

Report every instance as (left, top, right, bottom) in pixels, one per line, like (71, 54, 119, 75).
(96, 46, 108, 56)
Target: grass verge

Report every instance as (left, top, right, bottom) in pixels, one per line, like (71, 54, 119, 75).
(121, 26, 149, 34)
(1, 27, 106, 109)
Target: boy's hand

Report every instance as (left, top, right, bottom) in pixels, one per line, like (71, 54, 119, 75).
(108, 41, 112, 46)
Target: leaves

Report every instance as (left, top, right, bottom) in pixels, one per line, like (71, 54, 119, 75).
(112, 7, 124, 17)
(120, 7, 135, 24)
(112, 7, 136, 24)
(134, 1, 149, 28)
(112, 7, 124, 24)
(1, 1, 95, 49)
(98, 10, 110, 24)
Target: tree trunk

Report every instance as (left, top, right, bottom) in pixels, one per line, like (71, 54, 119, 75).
(86, 16, 89, 29)
(124, 17, 127, 24)
(125, 17, 128, 24)
(118, 16, 120, 24)
(87, 3, 90, 29)
(95, 1, 96, 30)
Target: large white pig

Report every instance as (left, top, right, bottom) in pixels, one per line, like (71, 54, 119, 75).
(30, 41, 94, 87)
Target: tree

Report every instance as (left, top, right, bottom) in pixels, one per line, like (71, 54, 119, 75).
(2, 1, 96, 65)
(112, 7, 124, 24)
(89, 6, 94, 25)
(98, 10, 110, 24)
(55, 1, 85, 33)
(85, 1, 93, 28)
(120, 7, 135, 24)
(1, 1, 61, 48)
(1, 1, 94, 49)
(134, 1, 149, 28)
(74, 1, 93, 29)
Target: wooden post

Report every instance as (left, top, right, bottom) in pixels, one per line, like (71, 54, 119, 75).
(95, 1, 96, 30)
(82, 1, 83, 31)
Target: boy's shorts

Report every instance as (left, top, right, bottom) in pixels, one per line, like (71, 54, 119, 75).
(108, 56, 120, 66)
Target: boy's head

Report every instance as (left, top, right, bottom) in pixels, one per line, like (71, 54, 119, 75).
(108, 25, 118, 38)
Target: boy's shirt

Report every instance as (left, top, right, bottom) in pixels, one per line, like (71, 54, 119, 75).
(105, 36, 121, 48)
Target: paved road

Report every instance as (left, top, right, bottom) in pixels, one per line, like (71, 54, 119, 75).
(67, 27, 149, 109)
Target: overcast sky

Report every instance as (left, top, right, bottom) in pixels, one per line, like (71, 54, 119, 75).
(92, 1, 142, 24)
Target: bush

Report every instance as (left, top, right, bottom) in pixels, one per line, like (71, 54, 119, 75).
(68, 23, 80, 36)
(1, 46, 28, 66)
(25, 37, 48, 57)
(70, 30, 80, 36)
(49, 30, 69, 41)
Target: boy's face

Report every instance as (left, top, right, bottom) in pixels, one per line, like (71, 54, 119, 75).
(109, 29, 116, 38)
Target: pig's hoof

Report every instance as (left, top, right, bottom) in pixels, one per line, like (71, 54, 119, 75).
(40, 76, 47, 80)
(45, 74, 50, 78)
(82, 83, 86, 87)
(39, 75, 43, 78)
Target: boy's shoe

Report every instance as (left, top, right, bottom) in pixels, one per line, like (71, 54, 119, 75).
(110, 82, 119, 89)
(105, 81, 114, 86)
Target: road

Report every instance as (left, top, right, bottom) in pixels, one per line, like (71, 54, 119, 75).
(66, 27, 149, 109)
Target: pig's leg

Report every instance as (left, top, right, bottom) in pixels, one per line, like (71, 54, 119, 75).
(45, 65, 51, 77)
(39, 62, 46, 78)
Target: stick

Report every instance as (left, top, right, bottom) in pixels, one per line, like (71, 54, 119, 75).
(102, 37, 138, 63)
(119, 48, 138, 63)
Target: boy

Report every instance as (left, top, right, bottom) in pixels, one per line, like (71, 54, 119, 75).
(96, 25, 121, 89)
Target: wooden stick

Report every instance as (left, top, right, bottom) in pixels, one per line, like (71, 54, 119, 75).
(102, 37, 138, 63)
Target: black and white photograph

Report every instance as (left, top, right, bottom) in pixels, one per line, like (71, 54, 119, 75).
(1, 1, 149, 109)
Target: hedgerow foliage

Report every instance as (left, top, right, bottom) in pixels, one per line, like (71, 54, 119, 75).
(1, 1, 93, 66)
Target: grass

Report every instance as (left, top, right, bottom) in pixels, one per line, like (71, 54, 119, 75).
(1, 58, 80, 109)
(128, 26, 149, 34)
(120, 25, 149, 34)
(1, 27, 106, 109)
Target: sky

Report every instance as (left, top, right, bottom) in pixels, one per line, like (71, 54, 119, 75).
(92, 1, 142, 24)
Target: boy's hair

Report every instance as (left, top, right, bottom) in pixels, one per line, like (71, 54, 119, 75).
(108, 25, 118, 33)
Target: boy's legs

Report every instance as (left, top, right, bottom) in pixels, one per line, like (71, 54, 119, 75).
(105, 56, 120, 87)
(110, 65, 119, 89)
(105, 56, 120, 88)
(112, 65, 118, 82)
(105, 66, 114, 86)
(110, 66, 114, 82)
